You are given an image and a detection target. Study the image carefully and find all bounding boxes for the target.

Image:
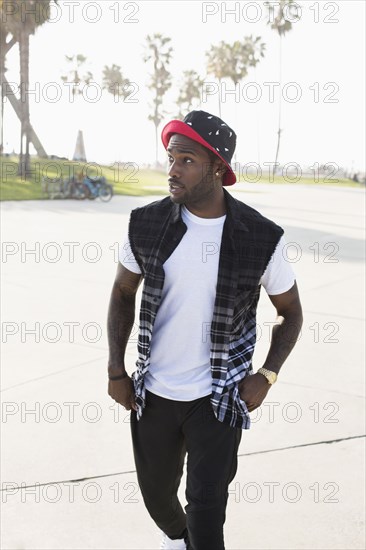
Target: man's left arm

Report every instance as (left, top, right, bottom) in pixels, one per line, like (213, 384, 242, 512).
(239, 281, 303, 412)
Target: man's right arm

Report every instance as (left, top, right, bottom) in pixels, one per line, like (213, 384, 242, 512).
(107, 263, 142, 410)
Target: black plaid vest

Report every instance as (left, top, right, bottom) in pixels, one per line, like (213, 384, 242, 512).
(128, 188, 284, 429)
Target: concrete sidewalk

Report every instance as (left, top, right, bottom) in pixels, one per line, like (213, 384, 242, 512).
(1, 183, 365, 549)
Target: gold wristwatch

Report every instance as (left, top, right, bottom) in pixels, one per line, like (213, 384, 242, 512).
(257, 367, 277, 385)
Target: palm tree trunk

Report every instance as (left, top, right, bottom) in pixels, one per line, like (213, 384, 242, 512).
(0, 29, 6, 156)
(154, 123, 158, 167)
(2, 74, 47, 157)
(18, 26, 31, 178)
(154, 92, 159, 166)
(0, 84, 3, 156)
(218, 78, 222, 118)
(0, 33, 16, 156)
(273, 36, 283, 176)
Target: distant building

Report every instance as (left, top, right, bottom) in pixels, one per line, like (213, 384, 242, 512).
(73, 130, 86, 162)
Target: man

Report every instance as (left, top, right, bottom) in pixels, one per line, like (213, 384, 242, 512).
(107, 110, 303, 550)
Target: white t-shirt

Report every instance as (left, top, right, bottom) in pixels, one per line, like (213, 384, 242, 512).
(119, 206, 295, 400)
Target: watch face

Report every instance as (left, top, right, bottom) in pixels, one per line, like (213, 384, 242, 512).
(258, 368, 277, 384)
(269, 372, 277, 384)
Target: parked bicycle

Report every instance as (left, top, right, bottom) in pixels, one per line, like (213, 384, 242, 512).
(42, 175, 113, 201)
(82, 176, 113, 202)
(42, 176, 87, 199)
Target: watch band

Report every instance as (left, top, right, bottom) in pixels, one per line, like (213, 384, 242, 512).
(257, 367, 277, 384)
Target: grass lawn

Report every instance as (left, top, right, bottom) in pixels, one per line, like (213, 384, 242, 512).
(0, 156, 362, 201)
(0, 156, 168, 201)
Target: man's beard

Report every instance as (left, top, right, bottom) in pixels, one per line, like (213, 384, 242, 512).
(169, 164, 216, 205)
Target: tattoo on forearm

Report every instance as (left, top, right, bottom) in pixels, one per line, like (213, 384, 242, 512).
(263, 314, 303, 373)
(107, 289, 136, 373)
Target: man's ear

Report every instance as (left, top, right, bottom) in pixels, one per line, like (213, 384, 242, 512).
(214, 160, 226, 175)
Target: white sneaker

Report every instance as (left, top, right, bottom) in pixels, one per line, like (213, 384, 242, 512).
(160, 532, 187, 549)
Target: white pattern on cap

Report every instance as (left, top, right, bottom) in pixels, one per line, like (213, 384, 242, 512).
(161, 110, 236, 185)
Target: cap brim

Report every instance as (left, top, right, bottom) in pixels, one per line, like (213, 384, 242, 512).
(161, 120, 236, 186)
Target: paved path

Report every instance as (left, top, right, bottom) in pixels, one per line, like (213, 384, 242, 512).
(1, 183, 365, 549)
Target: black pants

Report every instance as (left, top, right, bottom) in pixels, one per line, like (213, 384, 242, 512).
(130, 390, 242, 550)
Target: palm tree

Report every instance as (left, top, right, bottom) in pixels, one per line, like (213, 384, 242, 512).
(206, 37, 265, 118)
(102, 64, 132, 101)
(0, 0, 55, 176)
(60, 54, 93, 158)
(144, 33, 173, 165)
(0, 1, 16, 155)
(176, 70, 204, 118)
(61, 54, 93, 98)
(265, 0, 297, 173)
(225, 37, 265, 165)
(205, 41, 232, 117)
(226, 37, 265, 86)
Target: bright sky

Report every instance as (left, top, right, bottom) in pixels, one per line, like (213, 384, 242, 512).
(3, 0, 366, 172)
